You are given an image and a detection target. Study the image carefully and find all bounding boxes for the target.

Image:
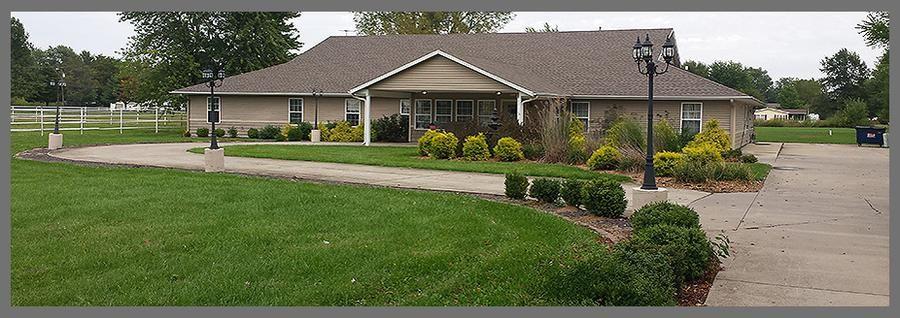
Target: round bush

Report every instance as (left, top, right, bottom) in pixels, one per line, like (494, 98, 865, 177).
(609, 243, 678, 305)
(214, 128, 225, 137)
(327, 121, 356, 142)
(587, 145, 621, 170)
(504, 172, 529, 200)
(227, 127, 238, 138)
(630, 201, 701, 232)
(258, 125, 281, 139)
(494, 137, 525, 162)
(682, 142, 723, 165)
(246, 128, 259, 139)
(582, 179, 626, 217)
(560, 179, 585, 207)
(196, 127, 209, 137)
(687, 119, 731, 152)
(428, 131, 458, 159)
(286, 126, 304, 141)
(462, 133, 490, 161)
(296, 122, 313, 140)
(630, 224, 714, 283)
(652, 151, 685, 177)
(182, 130, 192, 137)
(529, 178, 561, 203)
(417, 130, 440, 156)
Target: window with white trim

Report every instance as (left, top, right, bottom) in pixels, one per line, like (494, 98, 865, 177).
(570, 101, 590, 131)
(345, 99, 361, 126)
(400, 99, 410, 115)
(207, 96, 221, 123)
(288, 98, 303, 123)
(415, 99, 432, 130)
(681, 102, 702, 135)
(435, 100, 452, 124)
(455, 100, 474, 122)
(477, 100, 496, 125)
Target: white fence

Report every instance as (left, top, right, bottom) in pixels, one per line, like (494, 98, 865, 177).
(10, 106, 186, 135)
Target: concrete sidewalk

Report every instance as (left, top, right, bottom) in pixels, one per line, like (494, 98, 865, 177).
(46, 142, 709, 209)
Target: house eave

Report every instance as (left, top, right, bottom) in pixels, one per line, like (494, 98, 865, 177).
(171, 91, 352, 97)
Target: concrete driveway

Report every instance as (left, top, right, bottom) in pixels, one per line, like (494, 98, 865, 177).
(700, 143, 889, 306)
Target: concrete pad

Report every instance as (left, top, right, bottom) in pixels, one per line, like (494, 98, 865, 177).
(204, 148, 225, 172)
(706, 278, 888, 306)
(741, 142, 781, 165)
(630, 187, 668, 211)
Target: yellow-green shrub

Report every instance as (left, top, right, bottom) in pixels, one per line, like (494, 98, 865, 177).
(462, 133, 490, 161)
(494, 137, 525, 162)
(587, 145, 621, 170)
(566, 134, 588, 164)
(351, 123, 364, 142)
(318, 122, 332, 141)
(682, 142, 723, 165)
(653, 151, 685, 177)
(428, 131, 458, 159)
(327, 121, 355, 142)
(569, 118, 585, 138)
(417, 130, 440, 156)
(687, 119, 731, 152)
(280, 124, 295, 139)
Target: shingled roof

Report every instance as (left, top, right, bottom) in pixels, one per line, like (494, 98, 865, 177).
(174, 28, 753, 100)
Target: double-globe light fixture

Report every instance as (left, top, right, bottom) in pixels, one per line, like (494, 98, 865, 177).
(202, 67, 226, 149)
(49, 68, 67, 134)
(632, 34, 676, 190)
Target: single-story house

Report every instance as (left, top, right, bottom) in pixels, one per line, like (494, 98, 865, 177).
(754, 104, 810, 121)
(173, 28, 763, 148)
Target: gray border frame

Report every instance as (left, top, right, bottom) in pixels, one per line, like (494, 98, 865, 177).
(1, 1, 896, 317)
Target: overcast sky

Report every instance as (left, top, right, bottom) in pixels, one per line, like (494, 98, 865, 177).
(11, 11, 881, 80)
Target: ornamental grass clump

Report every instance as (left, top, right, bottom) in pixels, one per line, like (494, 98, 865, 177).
(653, 119, 681, 152)
(462, 133, 491, 161)
(494, 137, 525, 162)
(529, 178, 561, 203)
(504, 171, 529, 199)
(605, 118, 645, 150)
(587, 145, 621, 170)
(582, 179, 627, 217)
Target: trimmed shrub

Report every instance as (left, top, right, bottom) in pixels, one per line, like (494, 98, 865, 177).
(275, 133, 287, 141)
(504, 172, 529, 199)
(428, 131, 458, 159)
(566, 134, 588, 164)
(687, 119, 731, 152)
(605, 118, 645, 149)
(587, 145, 621, 170)
(560, 179, 585, 207)
(281, 124, 295, 139)
(529, 178, 561, 203)
(462, 133, 491, 161)
(417, 130, 440, 156)
(653, 151, 685, 177)
(296, 122, 313, 141)
(522, 142, 544, 161)
(630, 201, 701, 232)
(351, 124, 364, 142)
(182, 130, 192, 137)
(286, 126, 303, 141)
(653, 119, 681, 152)
(740, 154, 758, 163)
(682, 142, 724, 165)
(372, 114, 408, 142)
(583, 179, 627, 217)
(327, 121, 356, 142)
(608, 245, 678, 305)
(246, 128, 259, 139)
(196, 127, 209, 137)
(227, 126, 238, 138)
(494, 137, 525, 162)
(258, 125, 281, 139)
(214, 128, 225, 138)
(628, 224, 714, 283)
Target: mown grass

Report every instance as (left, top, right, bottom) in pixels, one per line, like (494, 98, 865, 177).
(754, 127, 857, 144)
(11, 130, 607, 305)
(748, 163, 772, 181)
(188, 144, 630, 182)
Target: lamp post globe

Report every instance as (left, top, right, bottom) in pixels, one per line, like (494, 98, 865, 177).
(205, 67, 224, 149)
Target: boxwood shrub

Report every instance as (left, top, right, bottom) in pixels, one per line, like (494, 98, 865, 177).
(286, 126, 304, 141)
(560, 179, 585, 207)
(630, 201, 701, 232)
(258, 125, 281, 139)
(529, 178, 561, 203)
(628, 224, 713, 284)
(196, 127, 209, 137)
(504, 171, 529, 200)
(214, 128, 225, 137)
(583, 179, 626, 217)
(246, 128, 259, 139)
(227, 126, 238, 138)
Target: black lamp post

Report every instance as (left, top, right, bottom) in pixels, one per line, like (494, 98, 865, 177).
(203, 67, 225, 149)
(50, 68, 66, 134)
(312, 88, 320, 127)
(632, 33, 676, 190)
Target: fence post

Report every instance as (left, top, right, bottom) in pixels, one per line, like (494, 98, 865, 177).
(155, 108, 159, 133)
(110, 108, 114, 124)
(80, 107, 85, 134)
(40, 106, 45, 136)
(119, 109, 124, 134)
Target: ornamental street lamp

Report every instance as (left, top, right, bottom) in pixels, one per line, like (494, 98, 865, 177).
(203, 67, 225, 149)
(632, 33, 676, 190)
(51, 68, 66, 134)
(312, 88, 320, 127)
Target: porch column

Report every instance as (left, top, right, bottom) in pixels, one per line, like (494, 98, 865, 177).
(516, 92, 524, 125)
(364, 90, 372, 146)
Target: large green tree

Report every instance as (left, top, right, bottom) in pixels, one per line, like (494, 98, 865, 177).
(819, 48, 869, 107)
(856, 11, 889, 49)
(11, 17, 36, 101)
(707, 61, 770, 100)
(353, 12, 513, 35)
(681, 60, 710, 78)
(865, 52, 889, 120)
(118, 12, 303, 107)
(772, 77, 826, 111)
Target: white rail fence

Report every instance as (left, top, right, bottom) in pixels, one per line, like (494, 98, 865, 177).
(10, 106, 186, 135)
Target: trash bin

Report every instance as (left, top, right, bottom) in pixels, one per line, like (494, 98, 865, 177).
(855, 126, 886, 147)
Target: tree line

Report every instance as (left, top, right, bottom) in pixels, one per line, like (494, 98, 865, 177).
(682, 12, 889, 122)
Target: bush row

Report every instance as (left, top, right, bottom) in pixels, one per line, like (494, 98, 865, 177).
(505, 174, 627, 218)
(418, 130, 525, 161)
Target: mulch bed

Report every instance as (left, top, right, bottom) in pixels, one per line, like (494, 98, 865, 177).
(677, 258, 723, 306)
(617, 171, 763, 193)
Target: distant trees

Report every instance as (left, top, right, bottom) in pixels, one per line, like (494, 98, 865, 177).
(525, 22, 559, 33)
(682, 60, 773, 101)
(353, 12, 513, 35)
(11, 17, 36, 101)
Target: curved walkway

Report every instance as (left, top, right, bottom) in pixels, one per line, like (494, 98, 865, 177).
(45, 142, 709, 209)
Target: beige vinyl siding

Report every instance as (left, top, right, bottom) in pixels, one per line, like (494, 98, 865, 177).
(370, 56, 514, 93)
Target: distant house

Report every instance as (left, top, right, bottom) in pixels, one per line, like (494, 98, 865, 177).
(110, 102, 147, 111)
(173, 28, 763, 148)
(755, 104, 809, 121)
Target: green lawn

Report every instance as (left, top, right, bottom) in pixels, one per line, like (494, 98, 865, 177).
(188, 144, 630, 182)
(755, 127, 857, 144)
(11, 131, 607, 305)
(748, 163, 772, 181)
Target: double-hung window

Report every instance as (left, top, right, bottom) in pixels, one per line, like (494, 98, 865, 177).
(288, 98, 303, 123)
(477, 100, 496, 126)
(400, 99, 411, 116)
(455, 100, 474, 122)
(435, 100, 453, 124)
(345, 99, 361, 126)
(570, 101, 590, 131)
(415, 99, 433, 130)
(681, 102, 703, 135)
(207, 96, 221, 123)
